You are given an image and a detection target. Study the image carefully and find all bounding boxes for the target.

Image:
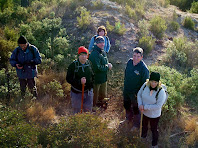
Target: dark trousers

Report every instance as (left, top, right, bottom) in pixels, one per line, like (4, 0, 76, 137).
(141, 115, 160, 146)
(123, 92, 140, 127)
(19, 78, 37, 98)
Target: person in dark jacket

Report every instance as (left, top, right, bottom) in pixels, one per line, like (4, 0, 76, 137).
(10, 35, 41, 99)
(66, 46, 94, 114)
(89, 36, 112, 108)
(121, 47, 149, 130)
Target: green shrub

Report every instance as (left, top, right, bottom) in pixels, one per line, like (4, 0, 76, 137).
(138, 19, 150, 38)
(170, 0, 194, 11)
(138, 36, 155, 54)
(180, 69, 198, 110)
(150, 16, 167, 39)
(125, 4, 136, 19)
(106, 21, 114, 32)
(114, 21, 127, 35)
(92, 0, 104, 9)
(42, 79, 64, 98)
(77, 7, 91, 29)
(0, 107, 39, 147)
(135, 3, 145, 19)
(149, 65, 185, 125)
(162, 37, 198, 71)
(190, 1, 198, 13)
(183, 16, 195, 30)
(169, 21, 180, 31)
(39, 113, 114, 147)
(52, 37, 69, 55)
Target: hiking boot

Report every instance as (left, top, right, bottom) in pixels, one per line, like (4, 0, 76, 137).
(152, 145, 158, 148)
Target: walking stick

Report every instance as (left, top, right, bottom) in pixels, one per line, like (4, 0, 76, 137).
(139, 111, 143, 138)
(80, 84, 85, 113)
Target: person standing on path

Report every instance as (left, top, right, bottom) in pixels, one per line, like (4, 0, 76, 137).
(121, 47, 149, 130)
(10, 35, 41, 100)
(88, 26, 111, 54)
(89, 36, 112, 109)
(138, 72, 166, 148)
(66, 46, 94, 114)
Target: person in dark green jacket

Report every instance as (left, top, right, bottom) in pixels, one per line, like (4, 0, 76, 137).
(89, 36, 112, 108)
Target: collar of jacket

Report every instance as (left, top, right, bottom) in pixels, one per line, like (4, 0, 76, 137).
(93, 45, 103, 53)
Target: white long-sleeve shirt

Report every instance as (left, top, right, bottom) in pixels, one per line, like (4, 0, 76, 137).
(137, 82, 166, 118)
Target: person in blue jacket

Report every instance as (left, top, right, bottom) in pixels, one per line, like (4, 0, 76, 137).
(88, 26, 111, 53)
(10, 35, 41, 99)
(121, 47, 149, 130)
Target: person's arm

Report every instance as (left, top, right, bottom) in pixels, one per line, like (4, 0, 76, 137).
(137, 82, 146, 107)
(9, 48, 18, 67)
(144, 89, 166, 110)
(88, 36, 95, 52)
(89, 52, 108, 72)
(32, 46, 41, 65)
(66, 62, 81, 86)
(105, 36, 111, 53)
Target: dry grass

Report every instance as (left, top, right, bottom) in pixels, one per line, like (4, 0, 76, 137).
(26, 102, 55, 124)
(185, 117, 198, 146)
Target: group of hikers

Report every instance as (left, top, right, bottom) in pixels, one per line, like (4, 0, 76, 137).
(10, 26, 167, 148)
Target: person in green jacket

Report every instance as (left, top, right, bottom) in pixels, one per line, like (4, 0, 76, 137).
(89, 36, 112, 108)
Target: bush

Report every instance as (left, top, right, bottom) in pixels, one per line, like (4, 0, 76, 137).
(39, 113, 114, 147)
(138, 36, 155, 54)
(169, 21, 180, 31)
(183, 16, 195, 30)
(0, 107, 39, 147)
(149, 65, 185, 125)
(190, 1, 198, 14)
(42, 79, 64, 98)
(106, 21, 114, 32)
(180, 68, 198, 110)
(114, 21, 127, 35)
(150, 16, 167, 39)
(125, 4, 136, 19)
(77, 7, 91, 29)
(162, 37, 198, 71)
(170, 0, 194, 11)
(138, 19, 150, 38)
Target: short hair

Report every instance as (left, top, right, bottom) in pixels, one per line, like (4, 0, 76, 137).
(97, 26, 107, 36)
(133, 47, 143, 56)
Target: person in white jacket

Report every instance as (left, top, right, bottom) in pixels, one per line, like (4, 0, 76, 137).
(137, 72, 166, 148)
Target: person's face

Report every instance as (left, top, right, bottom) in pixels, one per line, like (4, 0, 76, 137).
(79, 53, 88, 64)
(98, 30, 105, 36)
(150, 81, 159, 88)
(133, 52, 143, 65)
(19, 43, 28, 50)
(97, 42, 105, 49)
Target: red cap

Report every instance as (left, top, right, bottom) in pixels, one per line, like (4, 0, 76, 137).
(78, 46, 88, 55)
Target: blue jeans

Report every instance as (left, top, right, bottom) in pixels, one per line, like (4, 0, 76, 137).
(71, 89, 93, 114)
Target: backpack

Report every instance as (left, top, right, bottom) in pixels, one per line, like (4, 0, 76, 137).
(143, 83, 168, 106)
(73, 60, 93, 79)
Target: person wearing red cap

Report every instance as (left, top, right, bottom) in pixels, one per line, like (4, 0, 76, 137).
(66, 46, 94, 114)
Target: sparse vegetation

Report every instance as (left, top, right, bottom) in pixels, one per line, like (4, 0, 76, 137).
(183, 16, 195, 30)
(77, 7, 91, 29)
(138, 36, 155, 54)
(150, 15, 167, 39)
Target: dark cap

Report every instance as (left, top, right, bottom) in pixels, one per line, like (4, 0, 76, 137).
(149, 72, 160, 82)
(18, 35, 28, 44)
(95, 36, 105, 44)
